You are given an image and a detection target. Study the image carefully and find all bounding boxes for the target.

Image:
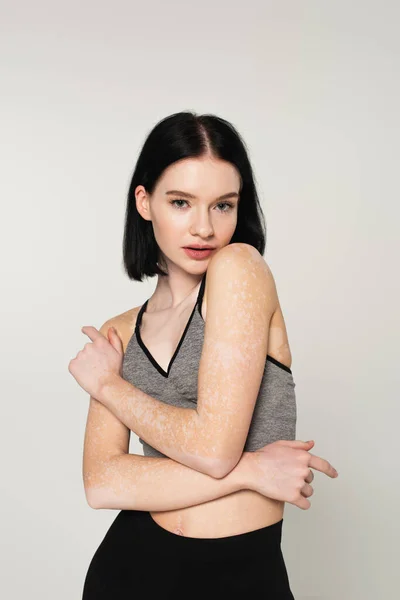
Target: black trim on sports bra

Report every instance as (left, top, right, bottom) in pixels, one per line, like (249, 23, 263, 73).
(135, 270, 292, 377)
(266, 355, 292, 374)
(135, 273, 206, 378)
(197, 270, 206, 319)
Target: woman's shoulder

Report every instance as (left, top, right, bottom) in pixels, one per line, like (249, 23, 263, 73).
(209, 242, 275, 284)
(207, 243, 292, 369)
(205, 242, 278, 307)
(100, 305, 143, 354)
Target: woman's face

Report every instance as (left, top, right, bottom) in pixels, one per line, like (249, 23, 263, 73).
(135, 156, 241, 273)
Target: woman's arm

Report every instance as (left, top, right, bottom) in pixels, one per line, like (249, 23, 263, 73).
(98, 243, 278, 479)
(82, 302, 327, 512)
(84, 396, 249, 511)
(82, 317, 248, 511)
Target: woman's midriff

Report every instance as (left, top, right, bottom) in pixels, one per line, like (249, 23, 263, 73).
(150, 491, 285, 538)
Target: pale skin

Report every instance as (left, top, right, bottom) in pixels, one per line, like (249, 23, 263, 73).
(91, 246, 283, 477)
(70, 155, 338, 537)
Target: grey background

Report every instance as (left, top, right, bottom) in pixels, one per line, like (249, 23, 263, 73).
(1, 1, 398, 598)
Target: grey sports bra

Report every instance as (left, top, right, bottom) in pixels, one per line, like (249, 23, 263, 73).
(122, 272, 297, 457)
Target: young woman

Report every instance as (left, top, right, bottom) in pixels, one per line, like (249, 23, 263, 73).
(69, 111, 338, 599)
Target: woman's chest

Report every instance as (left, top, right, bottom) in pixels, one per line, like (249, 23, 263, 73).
(122, 307, 205, 404)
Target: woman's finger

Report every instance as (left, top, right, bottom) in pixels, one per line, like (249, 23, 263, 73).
(308, 454, 338, 478)
(81, 325, 103, 342)
(304, 469, 314, 483)
(301, 482, 314, 498)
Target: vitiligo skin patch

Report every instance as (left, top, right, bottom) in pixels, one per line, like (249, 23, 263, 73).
(83, 243, 295, 537)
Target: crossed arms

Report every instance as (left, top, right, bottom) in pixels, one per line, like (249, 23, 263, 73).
(83, 243, 279, 509)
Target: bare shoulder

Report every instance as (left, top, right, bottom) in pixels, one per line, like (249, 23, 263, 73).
(100, 305, 142, 354)
(204, 243, 292, 369)
(208, 242, 276, 285)
(210, 242, 267, 267)
(203, 242, 278, 311)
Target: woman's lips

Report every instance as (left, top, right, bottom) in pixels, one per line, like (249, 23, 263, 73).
(183, 247, 215, 259)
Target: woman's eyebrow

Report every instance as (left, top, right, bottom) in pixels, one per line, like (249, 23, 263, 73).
(165, 190, 239, 201)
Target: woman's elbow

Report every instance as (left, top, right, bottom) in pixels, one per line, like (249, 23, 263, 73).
(207, 456, 238, 479)
(85, 487, 100, 509)
(84, 486, 111, 510)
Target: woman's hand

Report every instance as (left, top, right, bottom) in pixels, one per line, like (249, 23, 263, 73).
(241, 440, 338, 510)
(68, 325, 124, 400)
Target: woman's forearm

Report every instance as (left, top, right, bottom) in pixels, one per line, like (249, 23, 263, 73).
(85, 451, 249, 511)
(99, 376, 229, 478)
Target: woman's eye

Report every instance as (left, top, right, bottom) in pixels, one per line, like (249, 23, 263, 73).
(171, 199, 188, 209)
(170, 199, 234, 212)
(217, 202, 234, 212)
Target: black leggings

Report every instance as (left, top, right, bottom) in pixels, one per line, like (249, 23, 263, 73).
(82, 510, 295, 599)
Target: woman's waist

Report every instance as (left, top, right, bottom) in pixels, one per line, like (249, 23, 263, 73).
(149, 489, 285, 538)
